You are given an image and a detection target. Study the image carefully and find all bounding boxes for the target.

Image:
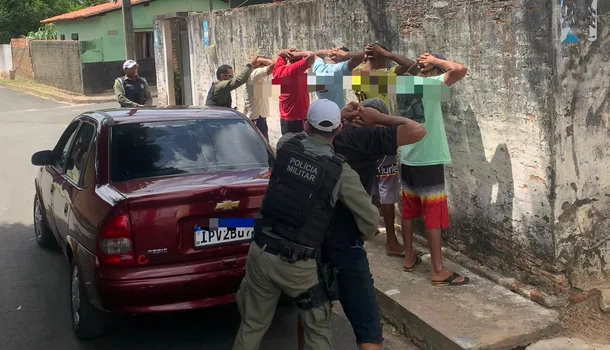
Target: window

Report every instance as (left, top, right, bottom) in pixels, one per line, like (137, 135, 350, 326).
(60, 34, 65, 40)
(71, 33, 78, 40)
(53, 121, 80, 171)
(135, 31, 154, 60)
(65, 123, 95, 185)
(110, 119, 272, 182)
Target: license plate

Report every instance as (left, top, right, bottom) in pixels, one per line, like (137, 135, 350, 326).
(194, 218, 254, 248)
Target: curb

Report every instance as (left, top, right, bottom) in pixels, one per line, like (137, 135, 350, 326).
(409, 233, 571, 309)
(3, 83, 116, 104)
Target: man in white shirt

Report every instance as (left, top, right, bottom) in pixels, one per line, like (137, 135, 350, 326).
(243, 57, 275, 140)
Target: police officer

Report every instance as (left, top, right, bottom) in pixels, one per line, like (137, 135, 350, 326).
(114, 60, 152, 108)
(205, 55, 258, 108)
(232, 99, 380, 350)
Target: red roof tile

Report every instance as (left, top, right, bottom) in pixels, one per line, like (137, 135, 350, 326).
(41, 0, 156, 24)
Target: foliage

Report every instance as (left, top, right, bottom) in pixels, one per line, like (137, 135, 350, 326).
(24, 23, 57, 40)
(0, 0, 111, 43)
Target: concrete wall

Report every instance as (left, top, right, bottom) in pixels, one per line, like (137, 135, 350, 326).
(0, 44, 12, 78)
(30, 41, 83, 94)
(553, 0, 609, 290)
(10, 39, 34, 80)
(55, 0, 228, 63)
(154, 0, 609, 292)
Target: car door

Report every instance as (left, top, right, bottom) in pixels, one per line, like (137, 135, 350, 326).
(41, 121, 81, 238)
(52, 122, 95, 247)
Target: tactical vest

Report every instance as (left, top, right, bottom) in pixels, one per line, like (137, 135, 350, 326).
(257, 134, 344, 249)
(205, 82, 231, 108)
(119, 77, 145, 105)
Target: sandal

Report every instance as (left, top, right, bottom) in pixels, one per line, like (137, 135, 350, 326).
(431, 272, 470, 286)
(386, 251, 406, 258)
(403, 256, 422, 272)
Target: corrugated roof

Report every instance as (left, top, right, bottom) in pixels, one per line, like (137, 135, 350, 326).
(41, 0, 156, 24)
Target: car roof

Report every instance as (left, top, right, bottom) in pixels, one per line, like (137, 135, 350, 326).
(83, 106, 248, 125)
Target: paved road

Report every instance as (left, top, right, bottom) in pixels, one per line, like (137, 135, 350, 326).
(0, 88, 417, 349)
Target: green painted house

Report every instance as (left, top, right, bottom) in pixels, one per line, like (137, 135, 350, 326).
(41, 0, 229, 92)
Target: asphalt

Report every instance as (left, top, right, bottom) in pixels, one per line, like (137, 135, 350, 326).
(0, 88, 416, 350)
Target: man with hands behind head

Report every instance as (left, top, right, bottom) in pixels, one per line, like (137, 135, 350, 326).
(273, 49, 316, 135)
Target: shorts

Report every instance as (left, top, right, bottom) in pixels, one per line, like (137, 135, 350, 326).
(400, 164, 449, 230)
(253, 117, 269, 141)
(371, 156, 399, 205)
(280, 119, 305, 135)
(329, 241, 383, 345)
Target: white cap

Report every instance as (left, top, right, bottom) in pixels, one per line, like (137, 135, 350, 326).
(123, 60, 138, 69)
(307, 99, 341, 132)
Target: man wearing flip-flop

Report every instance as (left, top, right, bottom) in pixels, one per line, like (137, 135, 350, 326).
(399, 52, 469, 286)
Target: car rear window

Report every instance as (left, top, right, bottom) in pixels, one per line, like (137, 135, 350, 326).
(110, 118, 273, 182)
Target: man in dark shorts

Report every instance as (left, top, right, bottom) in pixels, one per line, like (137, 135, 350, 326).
(325, 98, 426, 350)
(399, 53, 469, 286)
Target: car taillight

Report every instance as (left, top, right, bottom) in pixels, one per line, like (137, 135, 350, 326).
(98, 214, 135, 266)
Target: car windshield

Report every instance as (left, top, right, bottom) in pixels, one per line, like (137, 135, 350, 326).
(110, 118, 273, 182)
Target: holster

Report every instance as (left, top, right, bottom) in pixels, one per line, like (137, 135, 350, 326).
(293, 258, 339, 310)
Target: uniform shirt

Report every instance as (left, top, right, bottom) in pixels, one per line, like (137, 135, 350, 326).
(399, 74, 451, 166)
(273, 132, 380, 240)
(243, 67, 271, 120)
(328, 125, 398, 249)
(114, 75, 152, 108)
(272, 56, 310, 121)
(207, 65, 253, 108)
(312, 58, 349, 108)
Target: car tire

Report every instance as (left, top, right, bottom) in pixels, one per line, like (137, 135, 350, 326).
(33, 193, 56, 249)
(70, 263, 107, 340)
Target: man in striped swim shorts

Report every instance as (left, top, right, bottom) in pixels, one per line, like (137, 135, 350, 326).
(399, 52, 470, 286)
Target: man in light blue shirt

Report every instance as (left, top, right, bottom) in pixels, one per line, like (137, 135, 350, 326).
(313, 47, 364, 108)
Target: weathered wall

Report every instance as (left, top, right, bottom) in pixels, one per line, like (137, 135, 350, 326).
(553, 0, 609, 290)
(30, 40, 83, 94)
(10, 39, 34, 80)
(154, 0, 609, 291)
(0, 44, 12, 78)
(81, 58, 156, 95)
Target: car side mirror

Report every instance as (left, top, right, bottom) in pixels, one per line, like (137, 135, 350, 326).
(31, 150, 56, 166)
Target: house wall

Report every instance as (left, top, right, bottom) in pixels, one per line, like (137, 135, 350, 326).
(0, 44, 12, 78)
(155, 0, 610, 292)
(30, 40, 83, 94)
(55, 0, 228, 63)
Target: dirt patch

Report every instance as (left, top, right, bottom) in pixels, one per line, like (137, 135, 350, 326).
(556, 291, 610, 344)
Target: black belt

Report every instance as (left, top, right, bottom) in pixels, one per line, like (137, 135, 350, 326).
(254, 231, 318, 263)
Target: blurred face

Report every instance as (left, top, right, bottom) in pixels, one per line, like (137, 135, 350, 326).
(220, 68, 234, 80)
(124, 66, 138, 77)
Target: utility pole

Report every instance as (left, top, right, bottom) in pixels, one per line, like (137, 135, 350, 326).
(121, 0, 136, 60)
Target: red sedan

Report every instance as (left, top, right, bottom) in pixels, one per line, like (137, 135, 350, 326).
(31, 107, 273, 339)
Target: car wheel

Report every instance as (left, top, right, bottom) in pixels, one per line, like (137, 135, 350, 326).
(70, 263, 107, 340)
(34, 193, 56, 249)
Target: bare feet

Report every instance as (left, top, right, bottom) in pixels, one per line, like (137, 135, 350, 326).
(386, 244, 405, 257)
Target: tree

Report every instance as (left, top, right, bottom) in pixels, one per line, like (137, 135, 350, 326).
(0, 0, 110, 43)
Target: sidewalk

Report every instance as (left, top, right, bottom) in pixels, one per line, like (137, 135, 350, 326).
(0, 79, 157, 105)
(367, 228, 561, 349)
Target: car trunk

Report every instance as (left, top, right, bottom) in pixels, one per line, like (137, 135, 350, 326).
(111, 169, 269, 266)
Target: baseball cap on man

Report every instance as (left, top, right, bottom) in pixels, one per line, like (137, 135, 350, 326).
(123, 60, 138, 69)
(307, 99, 341, 132)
